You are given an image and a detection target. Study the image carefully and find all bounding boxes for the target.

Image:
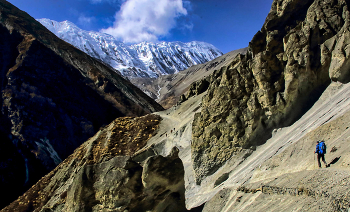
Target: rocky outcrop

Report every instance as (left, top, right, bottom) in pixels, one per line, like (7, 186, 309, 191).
(179, 78, 210, 104)
(191, 0, 350, 184)
(2, 114, 186, 212)
(0, 0, 163, 208)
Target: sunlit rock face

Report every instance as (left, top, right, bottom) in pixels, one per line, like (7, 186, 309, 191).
(191, 0, 350, 184)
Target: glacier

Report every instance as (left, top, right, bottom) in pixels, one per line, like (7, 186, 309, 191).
(38, 18, 223, 78)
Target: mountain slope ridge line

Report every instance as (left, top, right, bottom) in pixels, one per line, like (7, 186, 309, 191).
(38, 18, 223, 79)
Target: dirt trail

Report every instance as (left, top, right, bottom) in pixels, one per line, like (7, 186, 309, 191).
(183, 82, 350, 209)
(201, 82, 350, 211)
(139, 93, 207, 209)
(143, 92, 203, 156)
(142, 82, 350, 211)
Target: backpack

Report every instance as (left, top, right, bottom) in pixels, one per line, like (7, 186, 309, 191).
(319, 141, 326, 154)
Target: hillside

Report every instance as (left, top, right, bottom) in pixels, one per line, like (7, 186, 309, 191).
(5, 80, 350, 211)
(3, 0, 350, 211)
(2, 114, 188, 212)
(0, 0, 163, 208)
(202, 81, 350, 211)
(190, 0, 348, 185)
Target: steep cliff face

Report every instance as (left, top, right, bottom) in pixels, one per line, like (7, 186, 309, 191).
(0, 0, 163, 208)
(201, 81, 350, 211)
(191, 0, 350, 184)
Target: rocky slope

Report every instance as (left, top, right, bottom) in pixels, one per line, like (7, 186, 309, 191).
(4, 0, 350, 211)
(37, 18, 223, 78)
(202, 81, 350, 211)
(191, 0, 350, 184)
(130, 48, 248, 109)
(88, 80, 350, 211)
(128, 0, 350, 210)
(0, 0, 163, 209)
(2, 114, 188, 212)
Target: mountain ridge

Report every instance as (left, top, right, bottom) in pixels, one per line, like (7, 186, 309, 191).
(37, 18, 223, 78)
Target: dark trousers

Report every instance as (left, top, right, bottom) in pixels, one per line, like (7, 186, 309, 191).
(317, 153, 327, 168)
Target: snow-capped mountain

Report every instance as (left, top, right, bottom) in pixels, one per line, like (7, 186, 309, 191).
(38, 18, 223, 78)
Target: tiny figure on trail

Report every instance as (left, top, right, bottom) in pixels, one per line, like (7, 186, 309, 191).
(166, 133, 167, 137)
(314, 140, 328, 168)
(171, 130, 173, 133)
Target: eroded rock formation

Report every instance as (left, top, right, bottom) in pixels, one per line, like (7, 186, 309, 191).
(191, 0, 350, 184)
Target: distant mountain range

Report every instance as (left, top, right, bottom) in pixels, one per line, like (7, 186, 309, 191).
(37, 18, 223, 78)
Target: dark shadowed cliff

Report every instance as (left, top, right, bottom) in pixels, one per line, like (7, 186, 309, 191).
(0, 0, 163, 208)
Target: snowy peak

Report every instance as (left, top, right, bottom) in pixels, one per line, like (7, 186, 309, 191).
(37, 18, 223, 78)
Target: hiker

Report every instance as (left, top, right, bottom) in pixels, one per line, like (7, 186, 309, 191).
(314, 140, 328, 168)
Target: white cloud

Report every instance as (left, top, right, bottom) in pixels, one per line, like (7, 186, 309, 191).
(184, 23, 193, 30)
(100, 0, 188, 43)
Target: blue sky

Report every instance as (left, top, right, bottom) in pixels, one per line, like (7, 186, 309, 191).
(7, 0, 273, 53)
